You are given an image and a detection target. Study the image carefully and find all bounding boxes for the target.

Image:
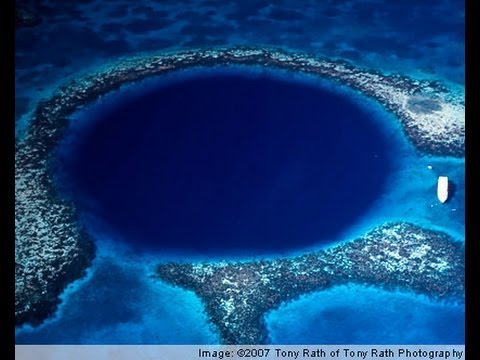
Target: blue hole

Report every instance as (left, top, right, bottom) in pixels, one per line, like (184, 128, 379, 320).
(55, 72, 393, 255)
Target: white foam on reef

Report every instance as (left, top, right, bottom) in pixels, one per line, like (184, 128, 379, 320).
(265, 283, 464, 344)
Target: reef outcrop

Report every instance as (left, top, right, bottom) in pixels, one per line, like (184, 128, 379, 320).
(15, 47, 464, 326)
(156, 223, 464, 344)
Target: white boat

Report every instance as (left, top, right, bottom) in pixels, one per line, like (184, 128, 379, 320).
(437, 176, 449, 203)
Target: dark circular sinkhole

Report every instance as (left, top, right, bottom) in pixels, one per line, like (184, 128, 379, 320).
(55, 72, 393, 255)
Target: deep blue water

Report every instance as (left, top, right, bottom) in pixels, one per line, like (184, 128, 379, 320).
(55, 73, 392, 255)
(16, 0, 464, 346)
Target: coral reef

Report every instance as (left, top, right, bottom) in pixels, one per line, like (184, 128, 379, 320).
(15, 47, 464, 326)
(156, 223, 464, 344)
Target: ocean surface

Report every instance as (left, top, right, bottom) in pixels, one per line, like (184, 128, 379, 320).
(15, 0, 464, 344)
(52, 70, 396, 256)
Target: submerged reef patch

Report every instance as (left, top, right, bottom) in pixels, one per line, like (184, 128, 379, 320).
(156, 223, 464, 344)
(15, 46, 464, 326)
(15, 168, 94, 326)
(407, 95, 443, 114)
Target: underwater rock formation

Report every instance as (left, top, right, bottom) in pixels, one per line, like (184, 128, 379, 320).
(156, 223, 464, 344)
(15, 47, 464, 326)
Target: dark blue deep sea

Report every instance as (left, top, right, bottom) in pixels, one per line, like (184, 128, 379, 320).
(15, 0, 464, 345)
(55, 73, 392, 255)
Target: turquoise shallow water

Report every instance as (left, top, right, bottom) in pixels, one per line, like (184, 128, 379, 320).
(16, 68, 464, 344)
(265, 284, 464, 344)
(15, 0, 464, 345)
(15, 0, 464, 137)
(15, 239, 221, 344)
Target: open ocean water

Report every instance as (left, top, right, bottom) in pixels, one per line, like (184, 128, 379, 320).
(15, 0, 464, 344)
